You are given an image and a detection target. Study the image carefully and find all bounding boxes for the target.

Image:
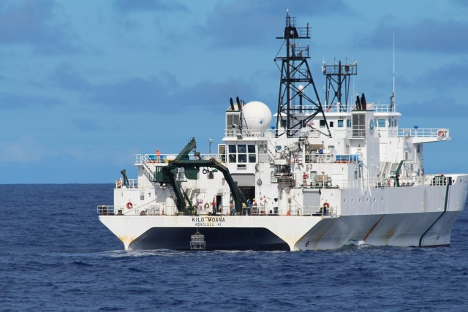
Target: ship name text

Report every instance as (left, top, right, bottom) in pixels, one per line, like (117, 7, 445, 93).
(192, 216, 225, 227)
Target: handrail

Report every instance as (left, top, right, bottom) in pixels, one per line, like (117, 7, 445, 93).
(136, 153, 171, 164)
(304, 153, 360, 164)
(137, 153, 222, 164)
(114, 178, 138, 189)
(97, 203, 337, 217)
(302, 174, 456, 190)
(97, 205, 114, 215)
(397, 128, 449, 138)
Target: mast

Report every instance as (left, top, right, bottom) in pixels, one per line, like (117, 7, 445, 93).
(322, 60, 357, 112)
(275, 12, 330, 138)
(390, 33, 396, 112)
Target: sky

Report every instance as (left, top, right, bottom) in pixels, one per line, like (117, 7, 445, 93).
(1, 0, 467, 183)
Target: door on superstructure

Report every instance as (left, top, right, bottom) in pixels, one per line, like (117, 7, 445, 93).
(303, 189, 320, 215)
(239, 186, 255, 202)
(216, 195, 222, 213)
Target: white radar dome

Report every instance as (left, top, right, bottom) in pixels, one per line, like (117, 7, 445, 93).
(242, 101, 272, 133)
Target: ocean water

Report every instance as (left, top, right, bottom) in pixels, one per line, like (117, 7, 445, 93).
(1, 184, 468, 311)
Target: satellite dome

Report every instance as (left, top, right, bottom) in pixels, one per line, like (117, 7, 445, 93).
(242, 101, 272, 133)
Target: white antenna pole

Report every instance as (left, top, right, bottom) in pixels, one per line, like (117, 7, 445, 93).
(392, 33, 396, 110)
(353, 58, 355, 111)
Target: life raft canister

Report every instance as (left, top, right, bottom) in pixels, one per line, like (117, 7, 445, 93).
(126, 202, 133, 209)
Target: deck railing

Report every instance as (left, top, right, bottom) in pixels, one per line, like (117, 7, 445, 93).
(97, 204, 338, 217)
(136, 153, 223, 165)
(397, 128, 448, 139)
(97, 205, 114, 215)
(114, 178, 138, 189)
(302, 174, 455, 190)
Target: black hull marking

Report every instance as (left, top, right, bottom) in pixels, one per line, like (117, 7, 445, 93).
(129, 227, 290, 251)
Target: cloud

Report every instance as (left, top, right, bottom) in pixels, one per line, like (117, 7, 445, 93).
(414, 58, 468, 90)
(387, 59, 468, 119)
(46, 62, 259, 113)
(112, 0, 187, 13)
(49, 62, 91, 91)
(451, 0, 468, 8)
(197, 0, 350, 48)
(84, 73, 257, 112)
(389, 58, 468, 96)
(178, 78, 257, 108)
(399, 95, 468, 118)
(0, 0, 79, 54)
(0, 137, 48, 163)
(109, 0, 188, 34)
(0, 63, 87, 113)
(357, 18, 468, 53)
(85, 76, 171, 111)
(0, 136, 120, 174)
(0, 92, 61, 110)
(72, 118, 102, 132)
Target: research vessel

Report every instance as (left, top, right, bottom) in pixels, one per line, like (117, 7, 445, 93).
(97, 14, 468, 251)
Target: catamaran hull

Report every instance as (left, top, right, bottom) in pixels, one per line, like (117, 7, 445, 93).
(100, 180, 467, 251)
(99, 210, 462, 251)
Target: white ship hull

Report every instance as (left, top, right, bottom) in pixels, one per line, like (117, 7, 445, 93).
(99, 179, 468, 251)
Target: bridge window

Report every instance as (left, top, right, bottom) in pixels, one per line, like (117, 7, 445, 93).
(237, 145, 246, 163)
(238, 154, 247, 163)
(338, 120, 343, 127)
(227, 114, 240, 128)
(228, 144, 236, 163)
(248, 145, 256, 163)
(378, 119, 385, 127)
(219, 144, 226, 162)
(229, 144, 256, 163)
(352, 113, 366, 138)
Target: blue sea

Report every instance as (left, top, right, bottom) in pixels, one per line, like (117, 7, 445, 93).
(1, 184, 468, 311)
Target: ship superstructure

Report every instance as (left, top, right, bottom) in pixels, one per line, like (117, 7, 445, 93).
(98, 13, 468, 251)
